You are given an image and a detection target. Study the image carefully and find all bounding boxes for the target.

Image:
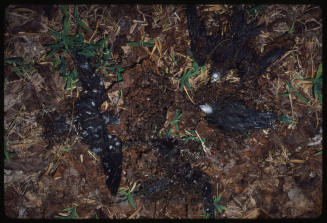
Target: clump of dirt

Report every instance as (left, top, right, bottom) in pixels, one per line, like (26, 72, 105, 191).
(119, 61, 175, 142)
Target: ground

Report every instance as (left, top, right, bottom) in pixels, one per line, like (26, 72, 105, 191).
(3, 4, 323, 219)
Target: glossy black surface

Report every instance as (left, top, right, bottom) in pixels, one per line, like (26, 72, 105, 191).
(74, 52, 122, 196)
(205, 101, 276, 132)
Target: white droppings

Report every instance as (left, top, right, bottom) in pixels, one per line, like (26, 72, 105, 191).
(115, 141, 120, 146)
(81, 61, 89, 69)
(199, 104, 213, 114)
(92, 89, 98, 93)
(100, 81, 104, 86)
(91, 101, 96, 107)
(210, 72, 221, 83)
(92, 147, 102, 153)
(108, 135, 112, 139)
(109, 145, 113, 150)
(86, 110, 92, 115)
(103, 115, 110, 124)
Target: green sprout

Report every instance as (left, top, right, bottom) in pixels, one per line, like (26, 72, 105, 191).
(181, 130, 201, 143)
(127, 39, 155, 47)
(214, 194, 227, 215)
(180, 49, 204, 90)
(46, 5, 126, 88)
(278, 114, 294, 124)
(170, 109, 183, 132)
(158, 109, 183, 138)
(119, 184, 137, 210)
(4, 141, 15, 161)
(181, 130, 207, 152)
(281, 80, 310, 106)
(288, 21, 295, 34)
(46, 5, 93, 60)
(56, 207, 79, 219)
(200, 212, 211, 219)
(63, 147, 73, 152)
(296, 63, 322, 104)
(5, 57, 31, 79)
(56, 56, 80, 92)
(95, 39, 125, 82)
(169, 49, 178, 66)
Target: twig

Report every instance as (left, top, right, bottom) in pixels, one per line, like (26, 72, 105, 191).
(183, 85, 195, 104)
(88, 22, 99, 43)
(6, 105, 25, 137)
(195, 130, 210, 155)
(286, 85, 294, 122)
(128, 207, 142, 219)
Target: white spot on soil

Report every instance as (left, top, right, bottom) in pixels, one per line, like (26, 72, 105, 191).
(81, 62, 89, 69)
(199, 104, 213, 114)
(211, 72, 221, 83)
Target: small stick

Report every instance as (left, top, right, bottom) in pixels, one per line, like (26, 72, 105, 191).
(195, 130, 210, 155)
(183, 85, 195, 104)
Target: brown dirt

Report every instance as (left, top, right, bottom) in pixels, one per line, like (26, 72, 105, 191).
(4, 4, 323, 219)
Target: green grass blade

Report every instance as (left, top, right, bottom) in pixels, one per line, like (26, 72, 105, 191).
(11, 66, 26, 78)
(128, 195, 136, 209)
(167, 128, 172, 137)
(104, 44, 113, 60)
(63, 13, 70, 36)
(278, 115, 293, 124)
(78, 50, 95, 57)
(315, 63, 322, 80)
(115, 71, 123, 82)
(5, 57, 24, 64)
(285, 80, 294, 90)
(64, 147, 73, 152)
(50, 29, 62, 41)
(73, 5, 79, 22)
(78, 20, 92, 32)
(127, 41, 140, 46)
(62, 33, 69, 50)
(288, 21, 295, 34)
(61, 5, 69, 17)
(46, 41, 65, 50)
(4, 141, 11, 161)
(119, 190, 128, 196)
(294, 92, 309, 105)
(216, 194, 222, 202)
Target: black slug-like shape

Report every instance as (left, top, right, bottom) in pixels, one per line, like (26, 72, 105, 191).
(200, 101, 276, 132)
(187, 5, 289, 81)
(140, 138, 215, 218)
(74, 51, 122, 196)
